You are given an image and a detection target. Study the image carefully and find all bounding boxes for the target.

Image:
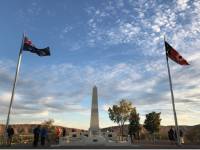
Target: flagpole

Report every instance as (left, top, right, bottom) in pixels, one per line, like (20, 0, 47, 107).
(4, 33, 25, 139)
(164, 36, 181, 146)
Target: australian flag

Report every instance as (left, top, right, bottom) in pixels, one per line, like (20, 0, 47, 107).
(23, 36, 50, 56)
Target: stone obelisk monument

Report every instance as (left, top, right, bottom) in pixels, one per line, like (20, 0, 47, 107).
(89, 86, 100, 136)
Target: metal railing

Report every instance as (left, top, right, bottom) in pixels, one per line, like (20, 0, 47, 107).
(0, 134, 34, 145)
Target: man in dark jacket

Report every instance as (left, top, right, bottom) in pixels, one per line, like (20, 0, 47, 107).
(6, 126, 14, 146)
(168, 127, 175, 144)
(33, 125, 41, 147)
(62, 128, 66, 137)
(40, 126, 47, 146)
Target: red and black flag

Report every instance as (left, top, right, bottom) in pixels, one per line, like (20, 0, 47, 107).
(165, 41, 189, 65)
(23, 36, 50, 56)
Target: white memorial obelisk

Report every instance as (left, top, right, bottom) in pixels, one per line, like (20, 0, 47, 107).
(89, 86, 100, 136)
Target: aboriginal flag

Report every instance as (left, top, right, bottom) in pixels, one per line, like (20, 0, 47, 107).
(165, 41, 189, 65)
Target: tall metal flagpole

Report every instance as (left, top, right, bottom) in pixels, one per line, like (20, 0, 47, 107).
(4, 33, 25, 137)
(164, 36, 181, 146)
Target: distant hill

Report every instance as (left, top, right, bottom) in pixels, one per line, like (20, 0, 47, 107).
(0, 124, 85, 135)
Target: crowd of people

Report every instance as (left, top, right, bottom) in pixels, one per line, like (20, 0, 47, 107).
(5, 125, 66, 147)
(168, 127, 184, 144)
(33, 126, 66, 147)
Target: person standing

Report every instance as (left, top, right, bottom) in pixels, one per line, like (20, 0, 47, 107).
(179, 129, 184, 144)
(174, 130, 177, 144)
(55, 127, 61, 144)
(168, 127, 175, 144)
(40, 126, 47, 146)
(46, 127, 51, 146)
(6, 125, 14, 146)
(62, 127, 66, 137)
(33, 125, 41, 147)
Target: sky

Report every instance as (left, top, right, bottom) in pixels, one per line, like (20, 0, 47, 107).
(0, 0, 200, 129)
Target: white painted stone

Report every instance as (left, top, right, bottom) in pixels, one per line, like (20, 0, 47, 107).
(89, 86, 100, 136)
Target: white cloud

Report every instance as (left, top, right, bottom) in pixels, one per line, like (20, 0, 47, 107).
(152, 25, 160, 32)
(102, 104, 111, 112)
(0, 92, 12, 102)
(63, 26, 73, 33)
(177, 0, 190, 11)
(37, 110, 49, 116)
(117, 0, 124, 8)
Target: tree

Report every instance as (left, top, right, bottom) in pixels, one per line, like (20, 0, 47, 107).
(108, 99, 134, 140)
(128, 108, 141, 143)
(143, 112, 161, 143)
(42, 119, 54, 129)
(41, 119, 55, 143)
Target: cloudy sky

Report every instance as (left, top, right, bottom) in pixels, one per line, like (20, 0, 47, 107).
(0, 0, 200, 129)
